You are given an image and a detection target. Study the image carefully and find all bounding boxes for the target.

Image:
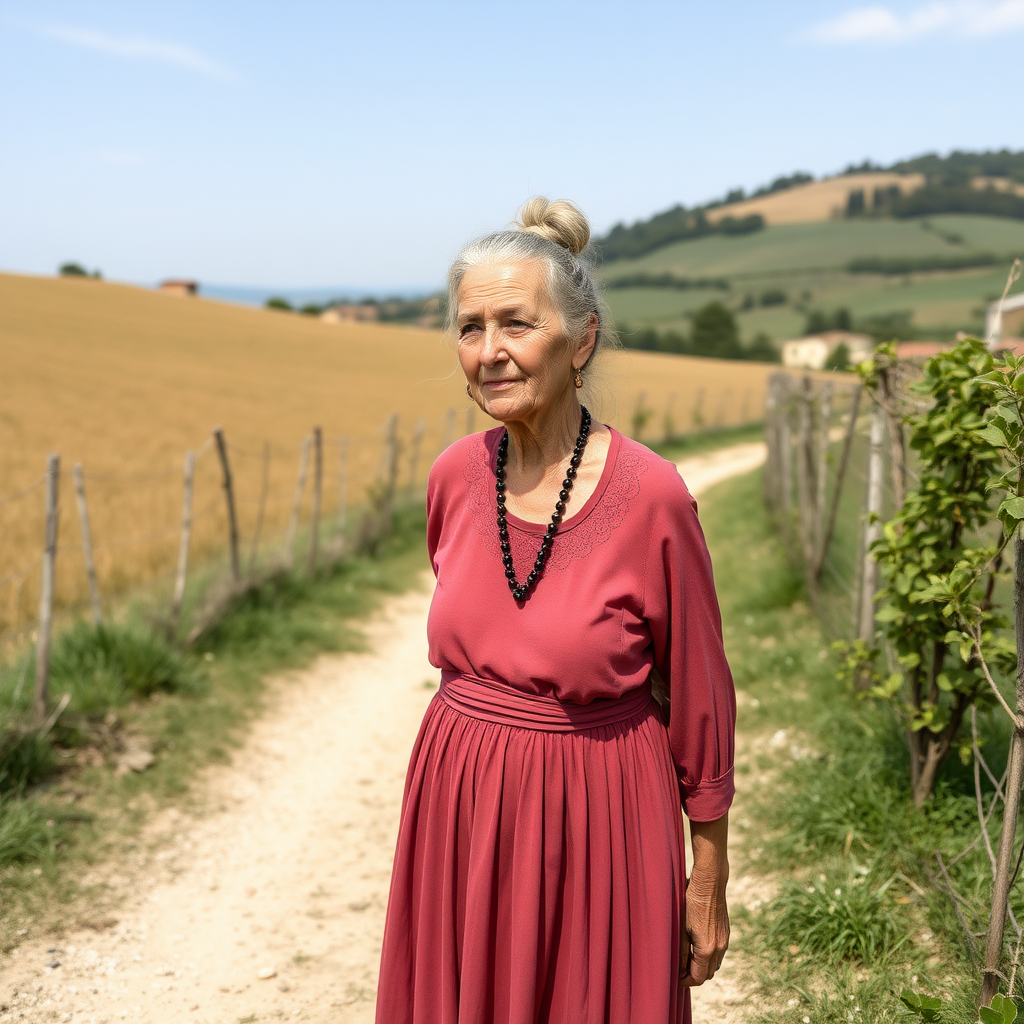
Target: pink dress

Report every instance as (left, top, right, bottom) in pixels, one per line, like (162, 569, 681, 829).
(376, 425, 736, 1024)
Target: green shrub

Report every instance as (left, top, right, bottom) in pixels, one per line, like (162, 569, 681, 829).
(764, 863, 910, 965)
(0, 797, 60, 867)
(0, 728, 56, 797)
(48, 621, 203, 715)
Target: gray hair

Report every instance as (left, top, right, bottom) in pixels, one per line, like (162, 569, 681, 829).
(444, 198, 617, 393)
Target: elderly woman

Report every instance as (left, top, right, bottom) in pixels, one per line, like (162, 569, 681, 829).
(376, 199, 735, 1024)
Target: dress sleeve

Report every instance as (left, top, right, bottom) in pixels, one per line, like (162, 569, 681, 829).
(647, 471, 736, 822)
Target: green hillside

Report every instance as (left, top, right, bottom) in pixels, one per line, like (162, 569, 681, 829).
(600, 215, 1024, 347)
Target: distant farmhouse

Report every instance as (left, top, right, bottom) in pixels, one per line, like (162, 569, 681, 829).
(160, 279, 198, 297)
(320, 303, 380, 324)
(781, 331, 873, 370)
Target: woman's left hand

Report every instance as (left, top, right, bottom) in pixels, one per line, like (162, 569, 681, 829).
(679, 813, 730, 988)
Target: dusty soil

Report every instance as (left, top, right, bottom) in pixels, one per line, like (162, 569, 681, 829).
(0, 443, 769, 1024)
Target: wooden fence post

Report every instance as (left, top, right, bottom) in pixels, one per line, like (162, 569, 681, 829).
(381, 414, 400, 537)
(72, 463, 102, 625)
(307, 426, 323, 578)
(814, 383, 833, 561)
(763, 378, 779, 510)
(981, 531, 1024, 1004)
(213, 428, 241, 584)
(692, 387, 706, 430)
(812, 385, 861, 586)
(168, 451, 195, 641)
(407, 418, 425, 502)
(778, 380, 792, 518)
(856, 399, 886, 651)
(878, 363, 907, 510)
(715, 389, 732, 428)
(797, 376, 820, 577)
(248, 441, 270, 575)
(284, 437, 311, 567)
(337, 437, 349, 540)
(34, 454, 59, 723)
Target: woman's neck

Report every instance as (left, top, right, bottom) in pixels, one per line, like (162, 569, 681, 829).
(503, 396, 584, 480)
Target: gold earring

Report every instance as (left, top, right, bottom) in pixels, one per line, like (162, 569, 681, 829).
(573, 369, 583, 389)
(466, 383, 472, 398)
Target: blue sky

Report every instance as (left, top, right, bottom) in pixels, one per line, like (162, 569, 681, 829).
(1, 0, 1021, 294)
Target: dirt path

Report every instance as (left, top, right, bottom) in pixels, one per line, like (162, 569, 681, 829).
(0, 442, 768, 1024)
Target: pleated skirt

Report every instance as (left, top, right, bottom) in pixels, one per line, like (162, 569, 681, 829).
(375, 671, 689, 1024)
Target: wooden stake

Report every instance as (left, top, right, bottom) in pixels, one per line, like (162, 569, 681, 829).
(857, 400, 886, 648)
(814, 383, 833, 562)
(213, 428, 241, 583)
(247, 441, 270, 576)
(284, 437, 311, 567)
(307, 426, 323, 578)
(796, 376, 815, 572)
(715, 388, 731, 428)
(981, 532, 1024, 1005)
(692, 387, 706, 430)
(812, 386, 861, 585)
(778, 381, 792, 517)
(337, 437, 349, 538)
(72, 463, 102, 625)
(407, 418, 425, 502)
(34, 454, 59, 723)
(168, 451, 195, 641)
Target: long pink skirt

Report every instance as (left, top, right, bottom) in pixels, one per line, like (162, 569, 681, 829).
(376, 672, 689, 1024)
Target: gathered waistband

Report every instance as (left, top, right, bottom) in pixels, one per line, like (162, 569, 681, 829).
(438, 670, 653, 733)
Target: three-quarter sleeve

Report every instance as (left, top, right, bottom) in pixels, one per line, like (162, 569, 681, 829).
(646, 472, 736, 822)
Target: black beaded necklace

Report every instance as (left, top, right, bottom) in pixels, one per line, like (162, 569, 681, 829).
(495, 406, 592, 602)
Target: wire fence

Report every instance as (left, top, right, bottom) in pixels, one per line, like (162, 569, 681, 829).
(0, 409, 458, 649)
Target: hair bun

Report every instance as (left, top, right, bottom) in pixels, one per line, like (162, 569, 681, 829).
(515, 197, 591, 256)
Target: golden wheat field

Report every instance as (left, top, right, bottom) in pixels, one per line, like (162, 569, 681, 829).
(1, 271, 783, 636)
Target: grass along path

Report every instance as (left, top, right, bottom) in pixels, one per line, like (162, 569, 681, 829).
(0, 443, 773, 1024)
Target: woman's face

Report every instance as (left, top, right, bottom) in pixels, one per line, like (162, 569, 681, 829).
(457, 259, 586, 425)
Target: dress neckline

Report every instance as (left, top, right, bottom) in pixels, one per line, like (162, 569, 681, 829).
(486, 425, 622, 536)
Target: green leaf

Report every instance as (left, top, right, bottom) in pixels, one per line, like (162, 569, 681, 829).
(1000, 496, 1024, 521)
(978, 424, 1009, 447)
(991, 993, 1018, 1023)
(900, 988, 922, 1011)
(980, 1006, 1003, 1024)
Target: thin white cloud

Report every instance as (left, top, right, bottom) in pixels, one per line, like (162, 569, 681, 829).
(19, 21, 236, 80)
(802, 1, 1024, 43)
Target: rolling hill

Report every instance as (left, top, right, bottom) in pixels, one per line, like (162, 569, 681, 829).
(596, 149, 1024, 348)
(600, 214, 1024, 345)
